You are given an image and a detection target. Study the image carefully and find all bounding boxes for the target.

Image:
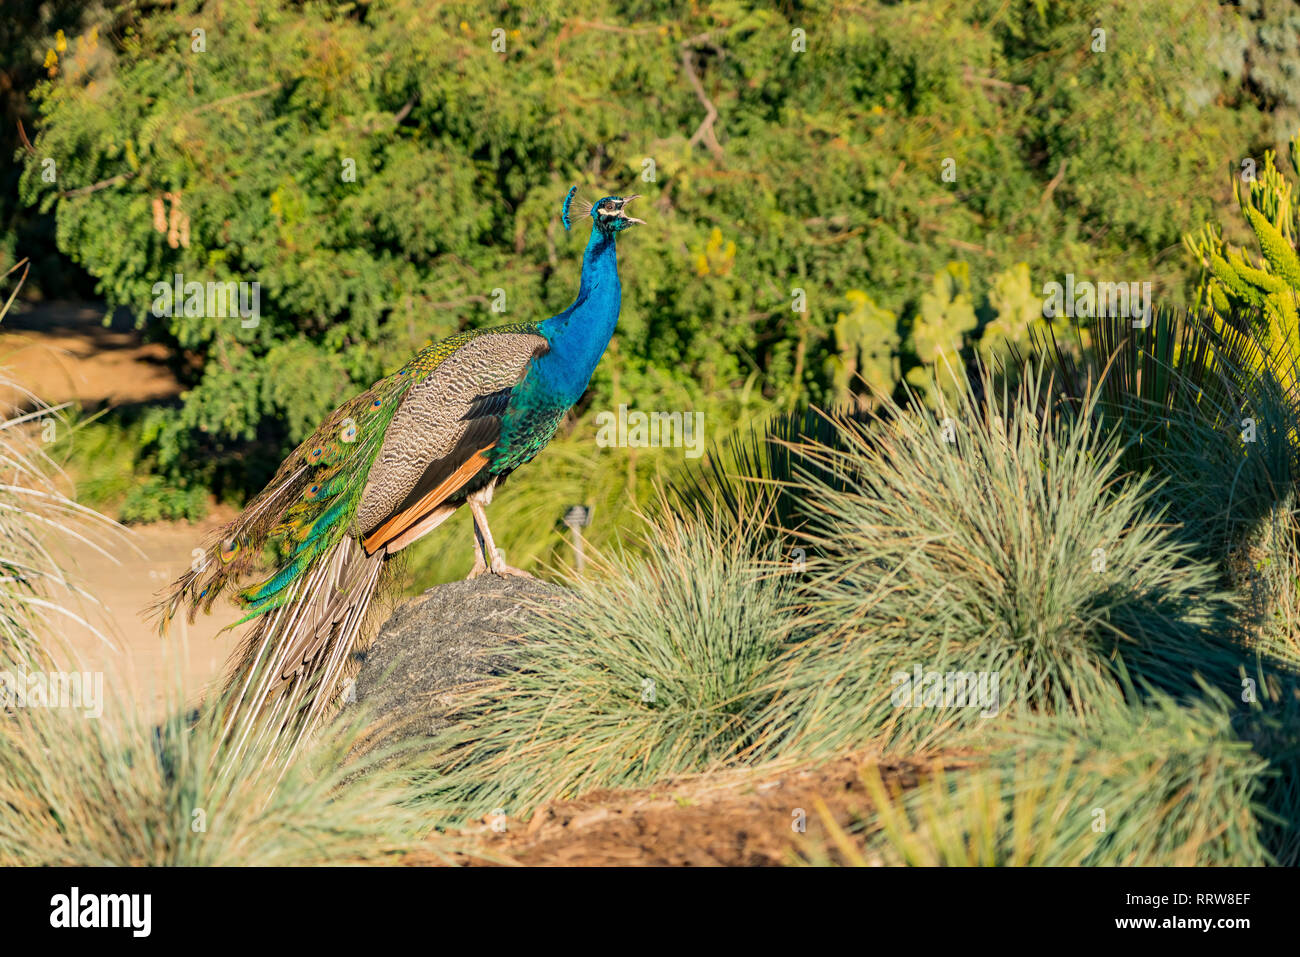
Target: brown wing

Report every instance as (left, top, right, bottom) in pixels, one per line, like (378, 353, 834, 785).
(356, 331, 546, 554)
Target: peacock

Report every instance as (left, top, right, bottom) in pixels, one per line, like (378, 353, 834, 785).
(155, 187, 643, 755)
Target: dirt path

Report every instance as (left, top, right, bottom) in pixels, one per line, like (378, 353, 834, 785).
(0, 300, 180, 408)
(49, 514, 244, 720)
(3, 300, 240, 718)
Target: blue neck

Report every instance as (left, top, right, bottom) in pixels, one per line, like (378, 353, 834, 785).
(535, 229, 621, 403)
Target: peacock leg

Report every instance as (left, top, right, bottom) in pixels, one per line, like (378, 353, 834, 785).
(466, 510, 490, 579)
(466, 491, 535, 579)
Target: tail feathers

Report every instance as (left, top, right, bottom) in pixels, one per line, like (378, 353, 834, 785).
(151, 463, 310, 632)
(220, 536, 387, 765)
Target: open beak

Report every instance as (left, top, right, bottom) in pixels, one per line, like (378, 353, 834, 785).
(619, 195, 646, 226)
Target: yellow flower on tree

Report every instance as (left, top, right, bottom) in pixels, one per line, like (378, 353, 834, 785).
(692, 227, 736, 277)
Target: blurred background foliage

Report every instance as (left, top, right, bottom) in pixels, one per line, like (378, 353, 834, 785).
(3, 0, 1290, 584)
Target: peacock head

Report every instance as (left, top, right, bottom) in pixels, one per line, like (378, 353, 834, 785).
(562, 187, 645, 237)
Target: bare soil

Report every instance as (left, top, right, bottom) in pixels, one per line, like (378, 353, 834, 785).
(411, 754, 960, 867)
(0, 300, 181, 408)
(46, 512, 244, 719)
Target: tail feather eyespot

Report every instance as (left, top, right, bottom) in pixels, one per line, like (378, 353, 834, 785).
(308, 441, 344, 466)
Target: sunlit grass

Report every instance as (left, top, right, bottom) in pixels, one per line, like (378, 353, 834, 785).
(0, 666, 450, 866)
(809, 691, 1271, 866)
(0, 261, 452, 867)
(4, 247, 1296, 864)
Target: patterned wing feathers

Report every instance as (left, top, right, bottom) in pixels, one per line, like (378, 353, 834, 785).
(361, 447, 493, 553)
(355, 330, 546, 537)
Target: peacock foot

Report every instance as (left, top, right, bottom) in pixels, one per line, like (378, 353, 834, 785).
(491, 561, 535, 580)
(466, 554, 491, 579)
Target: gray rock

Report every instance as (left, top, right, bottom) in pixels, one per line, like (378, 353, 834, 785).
(348, 575, 567, 746)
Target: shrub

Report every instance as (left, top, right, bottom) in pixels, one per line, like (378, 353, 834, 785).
(119, 476, 209, 524)
(20, 0, 1257, 502)
(765, 362, 1243, 758)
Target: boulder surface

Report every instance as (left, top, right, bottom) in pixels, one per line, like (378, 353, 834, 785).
(350, 575, 566, 743)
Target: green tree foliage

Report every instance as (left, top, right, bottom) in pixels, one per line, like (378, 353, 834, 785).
(0, 1, 101, 292)
(19, 0, 1261, 504)
(1221, 0, 1300, 156)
